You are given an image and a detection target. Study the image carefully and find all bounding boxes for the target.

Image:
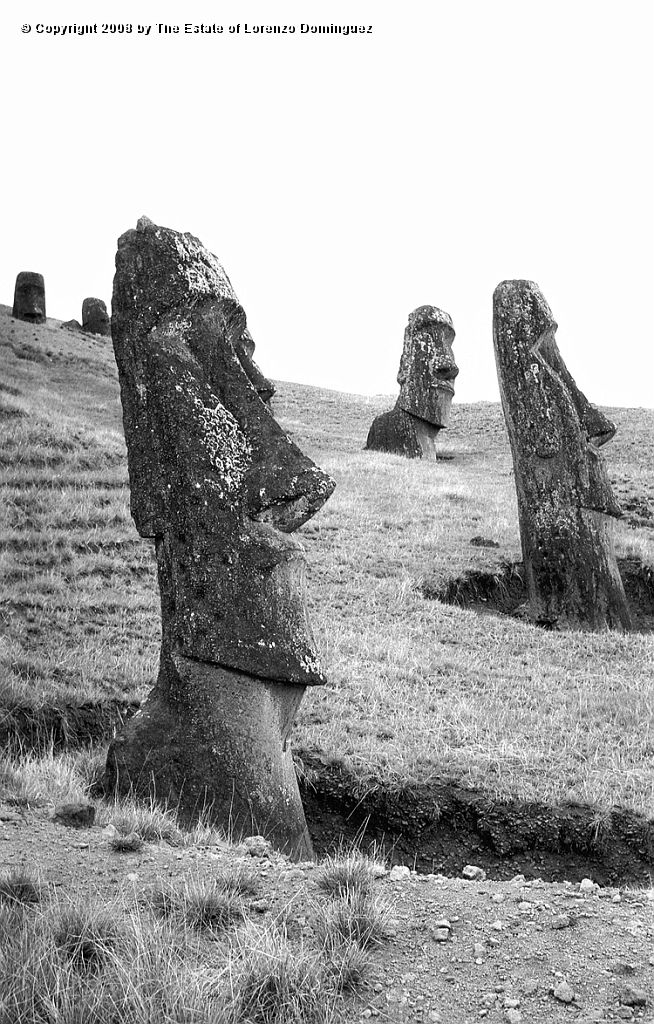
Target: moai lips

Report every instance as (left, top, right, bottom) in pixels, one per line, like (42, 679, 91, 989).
(366, 305, 458, 458)
(106, 218, 335, 857)
(492, 279, 631, 631)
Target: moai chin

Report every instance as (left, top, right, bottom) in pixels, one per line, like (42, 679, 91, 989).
(492, 279, 631, 631)
(12, 272, 46, 323)
(365, 305, 458, 458)
(105, 218, 336, 858)
(82, 297, 111, 337)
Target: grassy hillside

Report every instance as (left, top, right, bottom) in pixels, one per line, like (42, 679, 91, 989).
(1, 304, 653, 821)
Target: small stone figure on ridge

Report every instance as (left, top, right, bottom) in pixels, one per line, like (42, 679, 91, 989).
(82, 297, 111, 337)
(12, 272, 46, 323)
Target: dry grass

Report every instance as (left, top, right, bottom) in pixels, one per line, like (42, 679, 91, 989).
(1, 305, 653, 818)
(0, 868, 367, 1023)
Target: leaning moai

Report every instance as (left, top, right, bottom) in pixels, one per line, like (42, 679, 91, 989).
(105, 217, 335, 859)
(12, 272, 46, 323)
(82, 297, 111, 336)
(492, 280, 631, 631)
(366, 306, 458, 458)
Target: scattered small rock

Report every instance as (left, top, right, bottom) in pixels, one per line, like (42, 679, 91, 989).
(102, 824, 118, 838)
(553, 980, 575, 1003)
(462, 864, 486, 881)
(580, 878, 598, 893)
(619, 985, 648, 1007)
(241, 836, 272, 858)
(52, 803, 96, 828)
(505, 1010, 522, 1024)
(551, 914, 575, 929)
(389, 865, 411, 882)
(470, 536, 500, 547)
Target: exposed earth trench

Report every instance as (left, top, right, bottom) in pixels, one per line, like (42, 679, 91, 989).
(2, 706, 653, 889)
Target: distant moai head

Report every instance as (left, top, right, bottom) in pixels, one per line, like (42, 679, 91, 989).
(492, 280, 619, 517)
(397, 305, 458, 428)
(112, 218, 335, 683)
(12, 272, 46, 323)
(82, 297, 111, 337)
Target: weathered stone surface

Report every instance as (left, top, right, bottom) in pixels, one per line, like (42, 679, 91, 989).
(366, 305, 458, 458)
(12, 272, 46, 323)
(106, 218, 335, 858)
(492, 280, 631, 631)
(62, 319, 83, 332)
(82, 297, 111, 336)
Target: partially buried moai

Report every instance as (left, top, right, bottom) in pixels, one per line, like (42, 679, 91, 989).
(82, 297, 111, 336)
(105, 217, 335, 858)
(365, 305, 458, 458)
(492, 280, 631, 631)
(12, 271, 46, 323)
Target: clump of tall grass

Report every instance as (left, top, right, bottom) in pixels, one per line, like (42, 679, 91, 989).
(103, 799, 184, 846)
(312, 890, 390, 951)
(314, 849, 385, 900)
(151, 877, 245, 934)
(0, 868, 42, 907)
(227, 920, 335, 1024)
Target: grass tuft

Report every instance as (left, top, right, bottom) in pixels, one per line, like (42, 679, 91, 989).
(228, 921, 333, 1023)
(312, 890, 390, 951)
(0, 868, 42, 907)
(314, 850, 383, 900)
(109, 831, 144, 853)
(103, 798, 184, 846)
(151, 877, 245, 933)
(51, 901, 123, 973)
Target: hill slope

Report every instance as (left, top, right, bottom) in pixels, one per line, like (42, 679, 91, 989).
(1, 304, 653, 883)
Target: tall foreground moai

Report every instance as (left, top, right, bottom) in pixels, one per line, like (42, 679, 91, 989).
(12, 271, 46, 323)
(366, 306, 458, 458)
(493, 280, 631, 631)
(105, 217, 335, 858)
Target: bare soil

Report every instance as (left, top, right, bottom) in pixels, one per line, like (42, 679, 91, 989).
(1, 799, 652, 1023)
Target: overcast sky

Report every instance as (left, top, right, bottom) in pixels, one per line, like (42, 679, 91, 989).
(1, 0, 652, 407)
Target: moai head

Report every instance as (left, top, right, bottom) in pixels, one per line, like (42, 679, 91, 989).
(492, 280, 620, 517)
(397, 305, 458, 427)
(112, 219, 335, 684)
(82, 297, 111, 337)
(12, 272, 46, 323)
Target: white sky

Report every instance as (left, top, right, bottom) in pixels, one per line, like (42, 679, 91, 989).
(1, 0, 652, 408)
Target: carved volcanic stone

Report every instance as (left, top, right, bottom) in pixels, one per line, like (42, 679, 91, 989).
(82, 297, 111, 336)
(366, 305, 458, 458)
(105, 218, 335, 858)
(492, 279, 631, 631)
(12, 272, 46, 323)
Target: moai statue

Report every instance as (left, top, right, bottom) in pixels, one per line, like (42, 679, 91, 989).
(12, 272, 46, 323)
(492, 280, 631, 631)
(105, 217, 336, 859)
(365, 306, 458, 458)
(82, 297, 111, 336)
